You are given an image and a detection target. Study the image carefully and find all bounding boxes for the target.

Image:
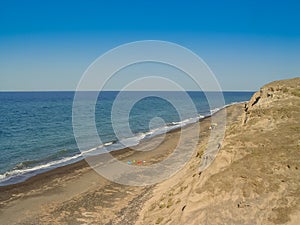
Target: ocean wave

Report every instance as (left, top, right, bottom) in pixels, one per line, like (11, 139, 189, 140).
(13, 160, 40, 170)
(0, 153, 83, 184)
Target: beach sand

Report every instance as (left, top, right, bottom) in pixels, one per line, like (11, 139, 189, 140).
(1, 78, 299, 225)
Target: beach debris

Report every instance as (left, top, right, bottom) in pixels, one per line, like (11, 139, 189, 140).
(182, 205, 186, 211)
(209, 123, 218, 130)
(237, 201, 251, 208)
(127, 160, 146, 165)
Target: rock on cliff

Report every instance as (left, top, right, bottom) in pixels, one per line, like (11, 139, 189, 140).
(243, 77, 300, 124)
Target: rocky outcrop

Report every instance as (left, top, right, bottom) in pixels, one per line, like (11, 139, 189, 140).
(243, 77, 300, 124)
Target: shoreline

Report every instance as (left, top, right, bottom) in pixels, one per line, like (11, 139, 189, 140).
(0, 112, 195, 198)
(0, 101, 244, 188)
(0, 124, 182, 190)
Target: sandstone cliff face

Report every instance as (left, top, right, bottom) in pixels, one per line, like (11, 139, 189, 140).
(243, 77, 300, 125)
(137, 78, 300, 225)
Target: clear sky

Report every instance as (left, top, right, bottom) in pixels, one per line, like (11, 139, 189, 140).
(0, 0, 299, 91)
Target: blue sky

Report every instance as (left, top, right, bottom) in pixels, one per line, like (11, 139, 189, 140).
(0, 0, 299, 91)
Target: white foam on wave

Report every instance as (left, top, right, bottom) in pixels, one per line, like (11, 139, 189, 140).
(0, 142, 113, 184)
(0, 153, 83, 181)
(210, 107, 220, 115)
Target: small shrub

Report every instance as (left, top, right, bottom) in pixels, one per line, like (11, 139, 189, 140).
(156, 217, 164, 224)
(159, 202, 166, 209)
(292, 90, 300, 97)
(167, 198, 173, 208)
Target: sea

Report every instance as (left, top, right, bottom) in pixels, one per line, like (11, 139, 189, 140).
(0, 91, 254, 186)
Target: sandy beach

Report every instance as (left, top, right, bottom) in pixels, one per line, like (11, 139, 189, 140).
(0, 78, 300, 225)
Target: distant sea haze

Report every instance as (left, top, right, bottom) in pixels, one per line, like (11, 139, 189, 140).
(0, 91, 253, 186)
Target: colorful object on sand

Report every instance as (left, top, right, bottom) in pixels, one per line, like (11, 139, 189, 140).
(127, 160, 146, 165)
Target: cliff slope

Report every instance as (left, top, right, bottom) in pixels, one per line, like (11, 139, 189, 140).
(137, 77, 300, 225)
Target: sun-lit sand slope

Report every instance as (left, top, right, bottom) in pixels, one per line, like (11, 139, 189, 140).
(136, 77, 300, 225)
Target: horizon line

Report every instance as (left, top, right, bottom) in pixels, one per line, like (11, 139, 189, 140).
(0, 89, 256, 92)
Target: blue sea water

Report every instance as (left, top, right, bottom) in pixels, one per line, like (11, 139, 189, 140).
(0, 91, 253, 185)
